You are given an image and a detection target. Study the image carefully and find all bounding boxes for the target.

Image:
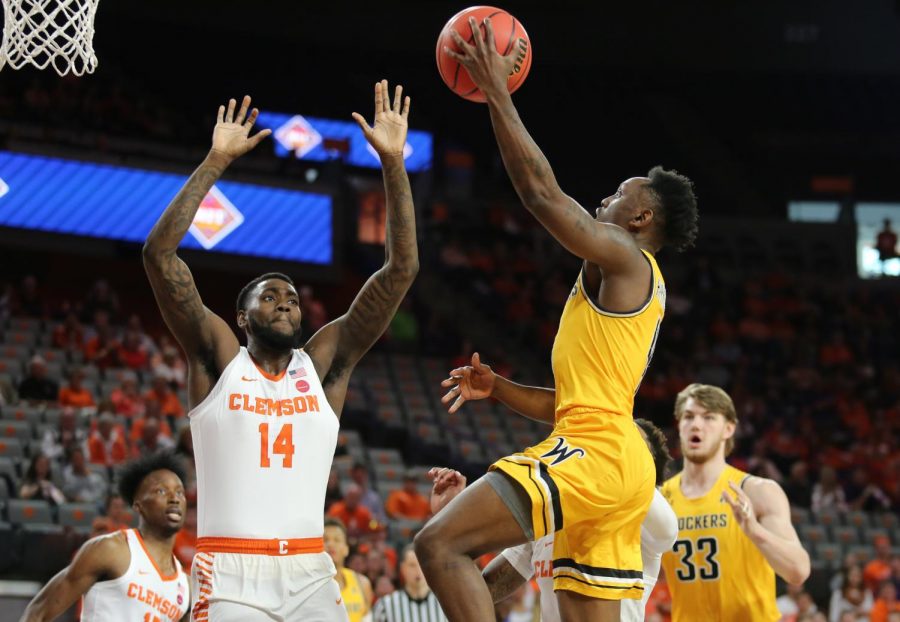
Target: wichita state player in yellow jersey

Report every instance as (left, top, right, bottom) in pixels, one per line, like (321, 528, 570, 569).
(325, 518, 373, 622)
(416, 16, 700, 622)
(661, 384, 810, 621)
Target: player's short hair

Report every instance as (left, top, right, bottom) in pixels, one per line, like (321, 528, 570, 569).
(645, 166, 699, 252)
(236, 272, 296, 313)
(635, 418, 672, 485)
(674, 383, 738, 456)
(118, 450, 187, 505)
(324, 516, 348, 541)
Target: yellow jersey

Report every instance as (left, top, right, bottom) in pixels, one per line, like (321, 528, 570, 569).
(551, 250, 666, 421)
(660, 465, 779, 622)
(339, 567, 368, 622)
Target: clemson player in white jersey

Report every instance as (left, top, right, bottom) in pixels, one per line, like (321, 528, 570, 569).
(143, 82, 418, 621)
(21, 451, 190, 622)
(428, 419, 676, 622)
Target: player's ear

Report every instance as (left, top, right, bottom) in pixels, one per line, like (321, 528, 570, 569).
(631, 207, 654, 229)
(236, 309, 247, 329)
(723, 420, 736, 441)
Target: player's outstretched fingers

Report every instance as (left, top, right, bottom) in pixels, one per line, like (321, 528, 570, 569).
(225, 98, 236, 124)
(235, 95, 251, 125)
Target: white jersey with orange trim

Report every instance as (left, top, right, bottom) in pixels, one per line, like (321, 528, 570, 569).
(81, 528, 189, 622)
(501, 489, 677, 622)
(190, 347, 339, 540)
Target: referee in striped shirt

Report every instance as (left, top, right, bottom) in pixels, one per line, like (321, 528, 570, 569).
(373, 544, 447, 622)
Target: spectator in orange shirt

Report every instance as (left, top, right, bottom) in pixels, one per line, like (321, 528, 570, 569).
(871, 581, 900, 622)
(865, 536, 894, 593)
(52, 311, 85, 351)
(144, 373, 184, 421)
(87, 411, 128, 467)
(109, 373, 145, 418)
(385, 471, 431, 521)
(58, 367, 95, 409)
(327, 483, 374, 542)
(83, 323, 120, 370)
(117, 330, 150, 371)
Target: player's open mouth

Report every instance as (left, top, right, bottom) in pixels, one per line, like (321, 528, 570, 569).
(166, 509, 182, 521)
(689, 435, 702, 445)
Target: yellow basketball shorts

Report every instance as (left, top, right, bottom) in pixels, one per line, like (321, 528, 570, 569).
(489, 412, 655, 600)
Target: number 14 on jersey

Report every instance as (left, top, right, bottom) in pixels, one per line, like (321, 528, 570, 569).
(259, 423, 295, 468)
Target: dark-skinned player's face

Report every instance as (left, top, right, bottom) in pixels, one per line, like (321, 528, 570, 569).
(134, 469, 186, 536)
(596, 177, 651, 229)
(241, 279, 303, 350)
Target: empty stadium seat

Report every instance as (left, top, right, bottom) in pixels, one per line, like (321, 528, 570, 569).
(0, 438, 24, 460)
(7, 499, 53, 525)
(0, 520, 15, 572)
(814, 542, 843, 567)
(0, 344, 30, 360)
(7, 318, 42, 333)
(814, 508, 842, 527)
(368, 448, 403, 467)
(0, 358, 23, 376)
(58, 503, 99, 528)
(2, 404, 43, 427)
(845, 511, 871, 529)
(800, 524, 828, 544)
(1, 420, 33, 442)
(831, 526, 860, 546)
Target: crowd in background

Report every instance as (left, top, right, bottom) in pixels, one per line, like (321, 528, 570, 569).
(1, 192, 900, 620)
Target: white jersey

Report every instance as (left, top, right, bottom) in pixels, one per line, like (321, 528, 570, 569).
(502, 489, 677, 622)
(190, 347, 339, 539)
(81, 529, 189, 622)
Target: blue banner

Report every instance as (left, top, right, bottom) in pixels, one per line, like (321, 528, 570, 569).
(256, 111, 432, 173)
(0, 151, 333, 265)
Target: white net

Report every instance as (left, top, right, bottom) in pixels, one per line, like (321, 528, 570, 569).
(0, 0, 99, 77)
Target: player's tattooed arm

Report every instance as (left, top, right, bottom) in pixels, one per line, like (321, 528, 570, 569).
(482, 553, 529, 603)
(308, 82, 418, 383)
(143, 97, 267, 392)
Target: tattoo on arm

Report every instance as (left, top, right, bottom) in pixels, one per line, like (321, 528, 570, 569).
(335, 154, 417, 363)
(485, 560, 528, 603)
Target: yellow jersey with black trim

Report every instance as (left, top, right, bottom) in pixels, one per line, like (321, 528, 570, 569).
(551, 249, 665, 421)
(660, 465, 779, 622)
(339, 567, 368, 622)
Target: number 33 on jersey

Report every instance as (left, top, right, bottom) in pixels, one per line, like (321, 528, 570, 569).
(660, 465, 780, 622)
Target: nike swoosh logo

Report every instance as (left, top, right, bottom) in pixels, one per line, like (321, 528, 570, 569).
(335, 598, 342, 605)
(138, 570, 150, 575)
(241, 376, 258, 382)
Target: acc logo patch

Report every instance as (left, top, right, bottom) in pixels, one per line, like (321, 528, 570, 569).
(189, 185, 244, 250)
(274, 115, 323, 158)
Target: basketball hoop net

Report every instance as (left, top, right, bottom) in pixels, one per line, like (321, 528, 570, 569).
(0, 0, 99, 77)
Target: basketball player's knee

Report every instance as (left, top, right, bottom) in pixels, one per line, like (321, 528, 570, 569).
(413, 520, 449, 562)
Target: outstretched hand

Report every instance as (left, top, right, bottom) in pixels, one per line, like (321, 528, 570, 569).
(428, 467, 467, 514)
(352, 80, 410, 157)
(721, 480, 759, 535)
(444, 17, 517, 99)
(440, 352, 496, 413)
(211, 95, 271, 161)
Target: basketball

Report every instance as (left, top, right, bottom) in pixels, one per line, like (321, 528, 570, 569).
(436, 6, 532, 103)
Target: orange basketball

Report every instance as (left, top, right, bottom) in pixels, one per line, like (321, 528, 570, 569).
(435, 6, 532, 103)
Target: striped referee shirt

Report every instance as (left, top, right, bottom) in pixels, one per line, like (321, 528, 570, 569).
(372, 589, 447, 622)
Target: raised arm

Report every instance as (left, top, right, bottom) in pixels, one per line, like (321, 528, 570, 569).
(444, 19, 646, 275)
(20, 535, 123, 622)
(142, 96, 270, 406)
(721, 478, 811, 585)
(306, 82, 418, 402)
(440, 353, 555, 424)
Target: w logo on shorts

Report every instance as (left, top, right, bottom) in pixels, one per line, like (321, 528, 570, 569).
(541, 437, 586, 466)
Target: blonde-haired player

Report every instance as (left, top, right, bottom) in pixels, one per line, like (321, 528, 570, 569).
(660, 383, 810, 621)
(324, 518, 373, 622)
